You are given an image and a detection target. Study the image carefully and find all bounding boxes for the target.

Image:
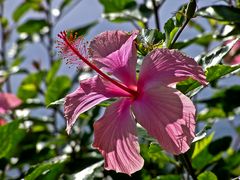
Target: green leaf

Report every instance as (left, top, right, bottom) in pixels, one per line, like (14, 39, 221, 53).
(71, 160, 104, 179)
(46, 60, 62, 85)
(45, 76, 71, 105)
(71, 21, 98, 36)
(137, 29, 165, 55)
(99, 0, 150, 24)
(148, 143, 177, 164)
(11, 56, 25, 67)
(17, 19, 48, 34)
(163, 9, 185, 48)
(47, 98, 65, 107)
(25, 156, 67, 180)
(177, 64, 240, 96)
(0, 120, 26, 158)
(198, 107, 226, 121)
(174, 33, 214, 49)
(197, 171, 217, 180)
(206, 64, 240, 82)
(13, 3, 32, 22)
(192, 133, 214, 159)
(192, 133, 214, 169)
(197, 38, 239, 70)
(208, 136, 232, 155)
(156, 175, 181, 180)
(197, 5, 240, 23)
(99, 0, 137, 13)
(18, 71, 46, 100)
(102, 7, 146, 23)
(164, 18, 180, 48)
(176, 78, 201, 95)
(188, 20, 205, 33)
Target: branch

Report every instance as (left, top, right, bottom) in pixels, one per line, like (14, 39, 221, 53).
(151, 0, 160, 30)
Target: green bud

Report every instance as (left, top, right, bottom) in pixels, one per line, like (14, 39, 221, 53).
(186, 0, 197, 19)
(0, 17, 8, 28)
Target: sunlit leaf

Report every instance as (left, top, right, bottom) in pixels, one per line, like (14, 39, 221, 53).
(192, 133, 214, 159)
(197, 5, 240, 23)
(17, 19, 48, 34)
(206, 64, 240, 82)
(173, 33, 214, 49)
(198, 108, 226, 121)
(13, 3, 32, 22)
(164, 18, 180, 48)
(192, 133, 214, 169)
(148, 143, 177, 164)
(156, 175, 181, 180)
(71, 160, 104, 180)
(0, 120, 26, 158)
(188, 20, 205, 33)
(18, 71, 46, 100)
(197, 171, 217, 180)
(99, 0, 136, 13)
(177, 64, 240, 96)
(25, 155, 68, 180)
(45, 76, 71, 105)
(11, 56, 25, 67)
(47, 98, 65, 107)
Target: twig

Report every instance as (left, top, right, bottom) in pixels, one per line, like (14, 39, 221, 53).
(0, 2, 11, 93)
(169, 18, 190, 49)
(151, 0, 160, 30)
(181, 153, 197, 180)
(45, 0, 54, 66)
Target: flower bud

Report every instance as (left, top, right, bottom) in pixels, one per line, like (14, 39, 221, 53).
(186, 0, 197, 19)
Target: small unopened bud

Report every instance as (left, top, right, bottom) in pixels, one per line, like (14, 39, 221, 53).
(186, 0, 197, 19)
(32, 60, 41, 70)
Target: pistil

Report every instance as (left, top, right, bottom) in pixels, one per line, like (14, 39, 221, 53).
(57, 31, 138, 98)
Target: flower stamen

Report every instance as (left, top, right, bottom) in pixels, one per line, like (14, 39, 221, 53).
(57, 31, 138, 97)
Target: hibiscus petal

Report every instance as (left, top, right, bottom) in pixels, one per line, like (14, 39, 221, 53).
(64, 76, 131, 134)
(93, 98, 144, 175)
(0, 93, 22, 114)
(89, 31, 137, 87)
(132, 85, 196, 154)
(138, 48, 207, 89)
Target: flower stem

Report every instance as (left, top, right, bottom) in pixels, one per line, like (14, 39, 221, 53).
(151, 0, 160, 30)
(169, 18, 190, 49)
(59, 32, 138, 97)
(179, 153, 197, 180)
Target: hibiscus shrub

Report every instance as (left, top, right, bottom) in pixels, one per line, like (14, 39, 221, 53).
(0, 0, 240, 179)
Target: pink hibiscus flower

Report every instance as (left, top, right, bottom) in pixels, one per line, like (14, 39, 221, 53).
(57, 30, 207, 175)
(0, 118, 6, 126)
(0, 93, 22, 114)
(224, 39, 240, 65)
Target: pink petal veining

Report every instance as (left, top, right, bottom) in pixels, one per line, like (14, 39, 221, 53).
(132, 85, 196, 154)
(138, 48, 207, 89)
(89, 31, 137, 87)
(93, 99, 144, 175)
(64, 76, 131, 134)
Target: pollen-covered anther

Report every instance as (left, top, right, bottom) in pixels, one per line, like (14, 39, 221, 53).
(56, 31, 89, 69)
